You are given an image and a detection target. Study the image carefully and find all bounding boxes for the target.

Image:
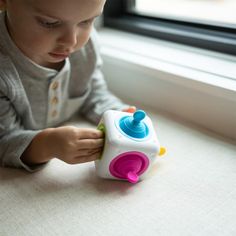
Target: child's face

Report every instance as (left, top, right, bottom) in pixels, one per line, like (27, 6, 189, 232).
(3, 0, 105, 69)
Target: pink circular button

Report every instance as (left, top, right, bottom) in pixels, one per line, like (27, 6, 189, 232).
(109, 152, 149, 183)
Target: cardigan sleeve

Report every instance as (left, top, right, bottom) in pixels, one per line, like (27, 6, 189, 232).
(0, 74, 45, 172)
(79, 29, 129, 124)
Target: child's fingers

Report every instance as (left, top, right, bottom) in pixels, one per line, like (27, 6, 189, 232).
(77, 128, 104, 139)
(73, 151, 102, 164)
(123, 106, 136, 113)
(77, 138, 104, 150)
(76, 147, 103, 156)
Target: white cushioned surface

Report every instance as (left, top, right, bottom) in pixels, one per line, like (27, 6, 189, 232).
(0, 110, 235, 236)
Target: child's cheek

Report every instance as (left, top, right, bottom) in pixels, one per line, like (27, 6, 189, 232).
(77, 28, 93, 48)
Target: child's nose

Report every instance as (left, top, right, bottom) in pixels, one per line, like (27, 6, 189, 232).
(58, 28, 78, 48)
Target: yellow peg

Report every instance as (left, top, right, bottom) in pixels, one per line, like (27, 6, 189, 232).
(158, 146, 166, 157)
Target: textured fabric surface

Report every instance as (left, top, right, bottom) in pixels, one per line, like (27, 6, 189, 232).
(0, 110, 236, 236)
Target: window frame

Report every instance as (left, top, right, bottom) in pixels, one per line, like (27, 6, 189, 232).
(103, 0, 236, 56)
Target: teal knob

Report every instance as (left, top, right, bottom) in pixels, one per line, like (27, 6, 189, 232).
(119, 110, 149, 139)
(133, 110, 146, 124)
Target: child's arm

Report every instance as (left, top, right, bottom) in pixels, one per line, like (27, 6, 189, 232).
(0, 79, 103, 169)
(21, 126, 104, 166)
(79, 29, 134, 124)
(20, 106, 135, 166)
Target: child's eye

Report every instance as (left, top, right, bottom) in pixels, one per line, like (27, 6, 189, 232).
(79, 19, 94, 27)
(37, 17, 61, 28)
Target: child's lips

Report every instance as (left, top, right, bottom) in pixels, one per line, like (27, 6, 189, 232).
(49, 52, 70, 59)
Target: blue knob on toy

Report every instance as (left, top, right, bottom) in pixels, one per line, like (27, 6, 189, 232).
(119, 110, 149, 139)
(133, 110, 146, 124)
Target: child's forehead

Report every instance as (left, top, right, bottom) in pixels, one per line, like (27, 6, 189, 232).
(27, 0, 104, 20)
(26, 0, 105, 9)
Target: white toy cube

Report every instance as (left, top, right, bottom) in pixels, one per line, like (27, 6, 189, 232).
(95, 110, 165, 183)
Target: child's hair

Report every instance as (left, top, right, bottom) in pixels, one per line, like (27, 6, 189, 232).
(0, 1, 6, 11)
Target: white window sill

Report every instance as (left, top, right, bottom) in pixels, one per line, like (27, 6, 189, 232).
(99, 28, 236, 98)
(98, 28, 236, 140)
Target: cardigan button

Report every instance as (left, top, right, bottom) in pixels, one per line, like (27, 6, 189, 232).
(51, 96, 59, 105)
(51, 110, 58, 118)
(51, 81, 59, 90)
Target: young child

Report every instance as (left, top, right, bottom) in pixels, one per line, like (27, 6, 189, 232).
(0, 0, 135, 171)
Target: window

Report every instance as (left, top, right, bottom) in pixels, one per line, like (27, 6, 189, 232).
(103, 0, 236, 55)
(133, 0, 236, 27)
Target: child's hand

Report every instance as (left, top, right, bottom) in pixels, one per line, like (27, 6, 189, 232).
(21, 126, 104, 166)
(48, 126, 104, 164)
(122, 106, 136, 113)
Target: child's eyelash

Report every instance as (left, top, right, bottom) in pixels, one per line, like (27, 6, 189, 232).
(37, 18, 61, 28)
(36, 17, 95, 29)
(79, 19, 94, 26)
